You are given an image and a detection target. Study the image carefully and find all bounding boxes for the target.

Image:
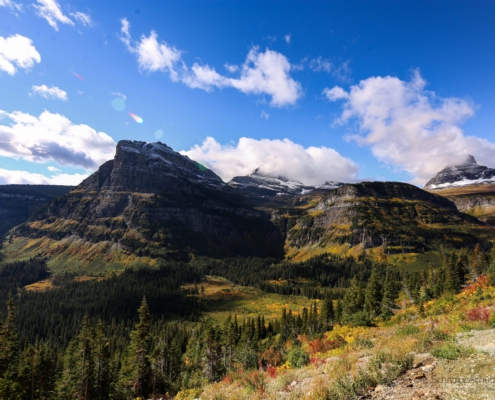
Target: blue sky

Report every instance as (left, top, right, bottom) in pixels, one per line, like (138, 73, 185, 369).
(1, 0, 495, 186)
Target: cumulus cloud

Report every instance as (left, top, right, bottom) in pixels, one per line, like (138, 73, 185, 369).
(31, 84, 68, 101)
(181, 137, 359, 184)
(285, 34, 291, 44)
(325, 70, 495, 184)
(0, 34, 41, 75)
(0, 109, 116, 170)
(120, 20, 302, 107)
(184, 47, 302, 107)
(70, 11, 92, 26)
(47, 165, 60, 172)
(120, 18, 182, 81)
(0, 168, 88, 185)
(34, 0, 74, 30)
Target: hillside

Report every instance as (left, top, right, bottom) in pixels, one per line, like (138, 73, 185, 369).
(4, 141, 284, 273)
(0, 184, 73, 236)
(278, 181, 490, 260)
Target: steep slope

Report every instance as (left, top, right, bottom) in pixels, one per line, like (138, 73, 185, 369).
(0, 185, 73, 236)
(424, 155, 495, 190)
(276, 181, 490, 260)
(6, 141, 283, 272)
(424, 156, 495, 224)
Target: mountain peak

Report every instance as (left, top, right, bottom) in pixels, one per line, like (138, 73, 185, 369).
(459, 154, 477, 166)
(424, 155, 495, 190)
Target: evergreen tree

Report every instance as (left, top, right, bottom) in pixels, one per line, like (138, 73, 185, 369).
(364, 266, 382, 318)
(117, 297, 152, 399)
(57, 314, 95, 400)
(318, 296, 334, 332)
(381, 268, 398, 319)
(0, 294, 20, 399)
(341, 277, 364, 324)
(19, 341, 55, 400)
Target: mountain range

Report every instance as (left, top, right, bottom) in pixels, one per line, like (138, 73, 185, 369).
(3, 140, 492, 273)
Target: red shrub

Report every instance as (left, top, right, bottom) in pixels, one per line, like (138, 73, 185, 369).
(465, 306, 491, 324)
(266, 366, 277, 378)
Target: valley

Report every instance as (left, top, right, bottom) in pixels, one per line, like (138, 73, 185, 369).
(1, 142, 495, 399)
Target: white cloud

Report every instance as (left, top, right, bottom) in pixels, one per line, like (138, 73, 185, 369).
(260, 110, 269, 120)
(70, 11, 92, 26)
(120, 20, 302, 107)
(323, 86, 349, 101)
(0, 168, 88, 185)
(184, 47, 303, 107)
(120, 18, 181, 81)
(325, 70, 495, 184)
(0, 34, 41, 75)
(111, 91, 126, 100)
(224, 63, 238, 73)
(47, 165, 60, 172)
(0, 0, 22, 11)
(31, 84, 68, 101)
(181, 137, 359, 185)
(310, 57, 351, 82)
(0, 109, 116, 170)
(285, 34, 291, 44)
(33, 0, 74, 30)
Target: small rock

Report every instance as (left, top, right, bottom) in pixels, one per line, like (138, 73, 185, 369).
(421, 364, 435, 372)
(413, 371, 426, 379)
(375, 384, 386, 392)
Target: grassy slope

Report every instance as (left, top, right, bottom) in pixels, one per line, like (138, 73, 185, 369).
(186, 280, 495, 400)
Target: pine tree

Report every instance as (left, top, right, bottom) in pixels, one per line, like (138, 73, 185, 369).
(0, 294, 20, 399)
(341, 277, 364, 324)
(117, 297, 152, 399)
(381, 268, 398, 319)
(93, 320, 111, 400)
(364, 266, 382, 319)
(57, 314, 95, 400)
(19, 341, 55, 400)
(318, 296, 334, 332)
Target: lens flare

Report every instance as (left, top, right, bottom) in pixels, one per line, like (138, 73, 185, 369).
(154, 129, 164, 139)
(128, 112, 143, 124)
(72, 72, 85, 81)
(112, 98, 126, 111)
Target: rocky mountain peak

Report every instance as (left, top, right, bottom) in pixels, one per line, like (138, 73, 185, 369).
(80, 140, 224, 194)
(424, 155, 495, 190)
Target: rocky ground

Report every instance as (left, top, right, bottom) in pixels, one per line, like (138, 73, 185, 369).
(368, 329, 495, 400)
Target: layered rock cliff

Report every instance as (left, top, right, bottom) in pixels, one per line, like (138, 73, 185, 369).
(11, 141, 283, 265)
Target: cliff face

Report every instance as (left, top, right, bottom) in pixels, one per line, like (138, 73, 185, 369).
(278, 182, 486, 257)
(0, 185, 73, 236)
(12, 141, 284, 263)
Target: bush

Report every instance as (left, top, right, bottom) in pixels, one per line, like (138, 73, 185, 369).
(465, 306, 491, 325)
(396, 324, 421, 336)
(287, 346, 310, 369)
(431, 343, 474, 360)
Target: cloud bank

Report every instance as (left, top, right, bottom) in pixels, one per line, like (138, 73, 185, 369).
(0, 109, 116, 170)
(120, 19, 302, 107)
(182, 137, 359, 185)
(325, 70, 495, 184)
(0, 168, 88, 185)
(0, 34, 41, 75)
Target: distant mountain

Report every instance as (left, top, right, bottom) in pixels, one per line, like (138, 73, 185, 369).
(424, 156, 495, 224)
(228, 168, 345, 198)
(4, 141, 492, 271)
(0, 185, 73, 236)
(9, 140, 283, 272)
(279, 181, 487, 258)
(424, 155, 495, 190)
